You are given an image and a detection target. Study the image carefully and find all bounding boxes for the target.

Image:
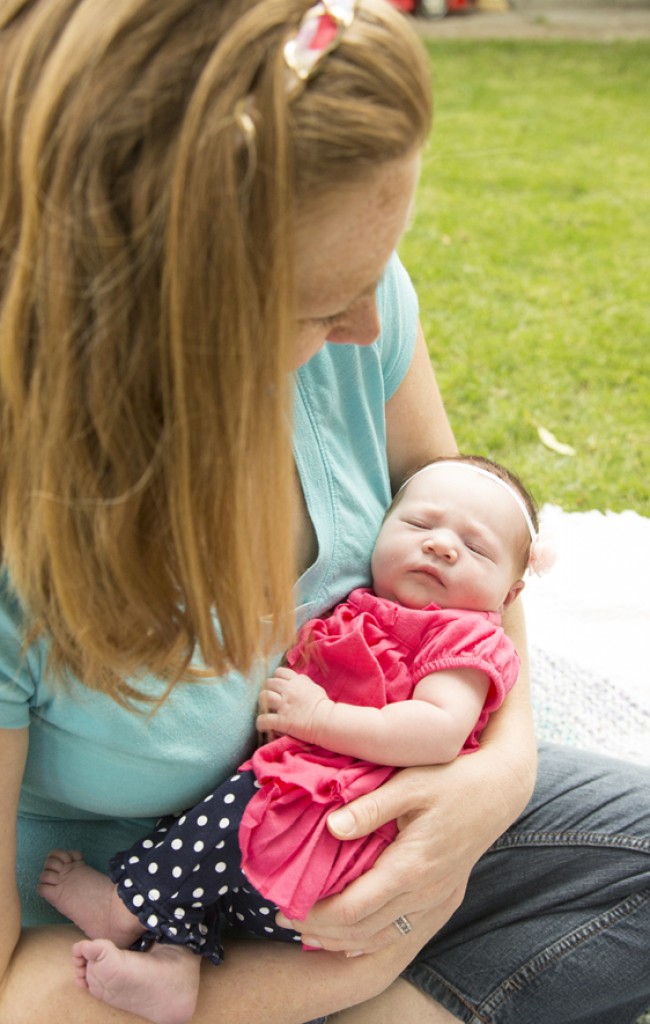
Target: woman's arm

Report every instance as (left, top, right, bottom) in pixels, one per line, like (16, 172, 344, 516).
(0, 727, 26, 983)
(259, 665, 490, 766)
(384, 323, 458, 486)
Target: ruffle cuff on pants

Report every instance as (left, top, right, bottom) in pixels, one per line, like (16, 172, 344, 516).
(110, 854, 225, 966)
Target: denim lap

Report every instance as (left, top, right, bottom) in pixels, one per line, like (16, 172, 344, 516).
(402, 743, 650, 1023)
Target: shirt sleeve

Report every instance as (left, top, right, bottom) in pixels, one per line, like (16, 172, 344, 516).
(0, 573, 38, 728)
(375, 252, 419, 401)
(412, 609, 520, 751)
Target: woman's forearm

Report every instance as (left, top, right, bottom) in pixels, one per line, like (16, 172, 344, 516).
(475, 598, 537, 821)
(3, 922, 424, 1024)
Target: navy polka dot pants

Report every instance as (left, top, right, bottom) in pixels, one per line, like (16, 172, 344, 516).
(109, 770, 301, 965)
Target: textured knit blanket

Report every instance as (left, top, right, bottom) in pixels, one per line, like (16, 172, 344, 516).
(525, 505, 650, 765)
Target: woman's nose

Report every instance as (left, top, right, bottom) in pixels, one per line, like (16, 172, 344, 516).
(327, 296, 381, 348)
(423, 532, 458, 563)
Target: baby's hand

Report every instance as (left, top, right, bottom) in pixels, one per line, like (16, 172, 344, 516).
(257, 666, 333, 744)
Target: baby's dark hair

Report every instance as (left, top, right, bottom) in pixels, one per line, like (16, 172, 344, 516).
(390, 454, 539, 573)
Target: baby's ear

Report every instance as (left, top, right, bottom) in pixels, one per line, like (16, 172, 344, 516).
(503, 579, 525, 608)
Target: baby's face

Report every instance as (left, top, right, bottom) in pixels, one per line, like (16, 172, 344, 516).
(371, 465, 527, 613)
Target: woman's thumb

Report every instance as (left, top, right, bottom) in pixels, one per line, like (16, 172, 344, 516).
(327, 792, 390, 840)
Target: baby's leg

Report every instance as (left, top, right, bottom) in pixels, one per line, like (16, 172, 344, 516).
(110, 771, 262, 956)
(72, 939, 200, 1024)
(39, 849, 143, 948)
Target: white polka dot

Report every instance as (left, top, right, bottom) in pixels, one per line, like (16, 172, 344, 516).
(192, 901, 203, 908)
(171, 839, 183, 851)
(216, 840, 225, 849)
(264, 926, 274, 934)
(193, 841, 205, 853)
(204, 794, 214, 803)
(147, 914, 158, 927)
(218, 885, 228, 896)
(169, 927, 178, 936)
(147, 862, 159, 874)
(236, 913, 245, 922)
(148, 889, 160, 901)
(218, 817, 230, 830)
(259, 907, 271, 915)
(132, 894, 145, 908)
(193, 864, 200, 872)
(142, 839, 154, 849)
(230, 774, 240, 782)
(193, 888, 205, 899)
(223, 793, 235, 804)
(215, 862, 226, 873)
(199, 924, 208, 935)
(173, 907, 186, 920)
(197, 815, 208, 827)
(178, 816, 187, 826)
(128, 856, 140, 864)
(124, 879, 133, 888)
(253, 780, 262, 788)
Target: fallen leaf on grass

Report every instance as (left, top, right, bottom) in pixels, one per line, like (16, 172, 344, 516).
(537, 426, 576, 457)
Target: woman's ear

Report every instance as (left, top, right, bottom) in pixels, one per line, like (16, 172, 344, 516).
(503, 579, 525, 609)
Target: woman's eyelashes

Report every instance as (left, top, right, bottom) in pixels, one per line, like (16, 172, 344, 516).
(318, 315, 345, 329)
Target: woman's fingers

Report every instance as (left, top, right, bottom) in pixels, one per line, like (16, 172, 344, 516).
(277, 881, 466, 955)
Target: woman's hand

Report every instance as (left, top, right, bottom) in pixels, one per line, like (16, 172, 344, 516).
(276, 719, 536, 953)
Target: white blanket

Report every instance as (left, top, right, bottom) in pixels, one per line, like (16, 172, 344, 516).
(523, 505, 650, 765)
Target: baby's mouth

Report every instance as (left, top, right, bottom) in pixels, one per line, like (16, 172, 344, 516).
(412, 565, 445, 588)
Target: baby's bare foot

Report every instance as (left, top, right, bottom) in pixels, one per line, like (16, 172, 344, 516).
(39, 849, 142, 947)
(72, 939, 199, 1024)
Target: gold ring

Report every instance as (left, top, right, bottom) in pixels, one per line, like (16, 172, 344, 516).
(393, 915, 412, 936)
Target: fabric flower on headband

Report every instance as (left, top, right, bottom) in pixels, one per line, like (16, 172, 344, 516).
(284, 0, 356, 82)
(528, 534, 556, 576)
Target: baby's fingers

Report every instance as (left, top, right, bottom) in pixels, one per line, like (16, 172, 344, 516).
(259, 687, 282, 711)
(256, 710, 280, 734)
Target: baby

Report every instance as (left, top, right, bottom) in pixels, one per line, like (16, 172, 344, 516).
(40, 455, 551, 1024)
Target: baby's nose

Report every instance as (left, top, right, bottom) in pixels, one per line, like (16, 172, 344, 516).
(423, 531, 458, 563)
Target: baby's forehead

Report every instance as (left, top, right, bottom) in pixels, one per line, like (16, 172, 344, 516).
(398, 470, 526, 534)
(401, 464, 505, 504)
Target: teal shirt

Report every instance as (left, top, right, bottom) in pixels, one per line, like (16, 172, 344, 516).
(0, 253, 418, 924)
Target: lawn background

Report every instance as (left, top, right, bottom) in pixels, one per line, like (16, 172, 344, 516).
(399, 40, 649, 515)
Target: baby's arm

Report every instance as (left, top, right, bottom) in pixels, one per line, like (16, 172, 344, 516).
(257, 665, 490, 767)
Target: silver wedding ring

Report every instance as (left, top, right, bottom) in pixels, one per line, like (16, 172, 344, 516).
(393, 914, 412, 936)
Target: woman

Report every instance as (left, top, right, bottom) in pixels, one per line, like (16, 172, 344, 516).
(0, 1, 648, 1022)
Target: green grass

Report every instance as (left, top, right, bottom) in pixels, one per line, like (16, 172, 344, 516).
(399, 41, 650, 514)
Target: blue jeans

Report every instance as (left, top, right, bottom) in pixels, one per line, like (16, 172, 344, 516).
(305, 743, 650, 1024)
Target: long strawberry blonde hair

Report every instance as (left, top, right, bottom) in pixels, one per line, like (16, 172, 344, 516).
(0, 0, 432, 704)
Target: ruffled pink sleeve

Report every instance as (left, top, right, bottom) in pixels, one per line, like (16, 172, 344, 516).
(412, 609, 520, 751)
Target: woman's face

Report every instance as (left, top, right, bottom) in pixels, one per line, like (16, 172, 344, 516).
(293, 151, 421, 367)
